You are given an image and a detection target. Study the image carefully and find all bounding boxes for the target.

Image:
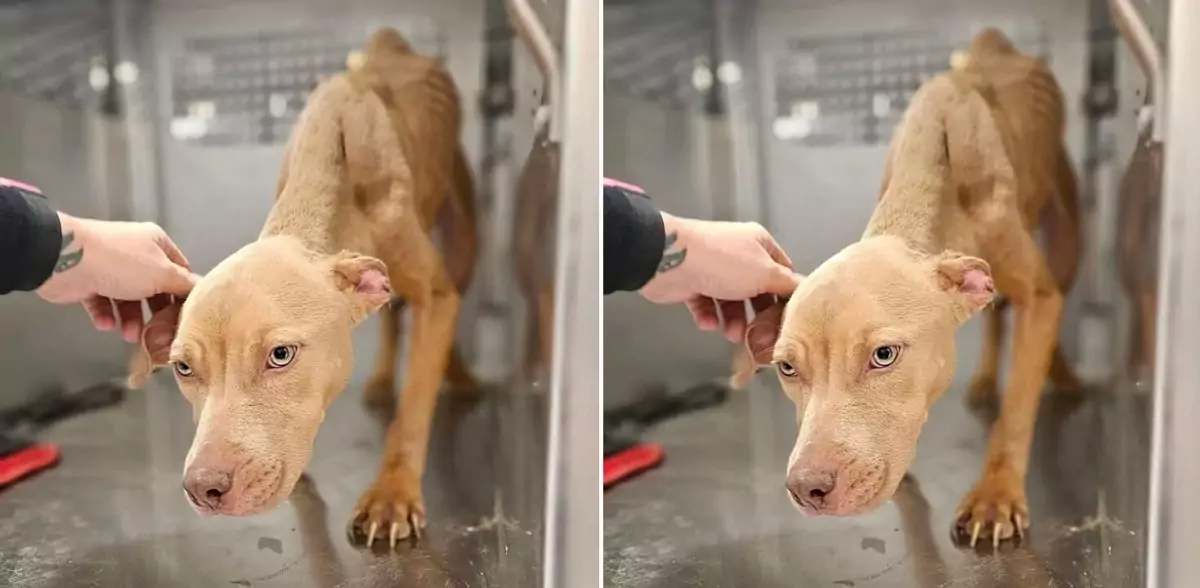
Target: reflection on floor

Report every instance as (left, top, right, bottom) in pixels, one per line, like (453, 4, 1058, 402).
(604, 336, 1150, 588)
(0, 338, 546, 588)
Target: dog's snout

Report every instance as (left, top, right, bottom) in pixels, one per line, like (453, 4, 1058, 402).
(787, 469, 837, 511)
(183, 467, 233, 511)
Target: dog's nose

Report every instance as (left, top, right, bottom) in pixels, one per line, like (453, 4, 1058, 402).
(787, 469, 837, 511)
(183, 467, 233, 511)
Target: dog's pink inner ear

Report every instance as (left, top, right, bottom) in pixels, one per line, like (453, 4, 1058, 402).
(960, 268, 993, 300)
(356, 267, 389, 298)
(333, 252, 392, 311)
(936, 253, 995, 314)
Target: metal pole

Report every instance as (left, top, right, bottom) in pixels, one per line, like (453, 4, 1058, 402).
(1145, 0, 1200, 585)
(1074, 0, 1119, 384)
(541, 0, 599, 584)
(507, 0, 561, 143)
(472, 0, 517, 382)
(1109, 0, 1164, 142)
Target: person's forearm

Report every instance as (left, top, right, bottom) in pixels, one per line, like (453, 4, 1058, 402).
(603, 179, 666, 294)
(0, 179, 63, 295)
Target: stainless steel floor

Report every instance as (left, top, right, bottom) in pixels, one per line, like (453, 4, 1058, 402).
(604, 334, 1151, 588)
(0, 327, 547, 588)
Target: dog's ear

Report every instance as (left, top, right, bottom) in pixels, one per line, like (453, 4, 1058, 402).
(934, 251, 994, 322)
(128, 302, 184, 389)
(730, 301, 787, 389)
(331, 251, 392, 320)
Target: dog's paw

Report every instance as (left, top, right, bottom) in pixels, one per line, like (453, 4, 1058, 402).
(361, 374, 395, 408)
(347, 468, 426, 550)
(952, 468, 1028, 549)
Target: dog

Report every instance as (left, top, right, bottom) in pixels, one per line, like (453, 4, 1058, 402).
(512, 106, 559, 381)
(730, 28, 1081, 547)
(126, 28, 478, 549)
(1116, 120, 1161, 385)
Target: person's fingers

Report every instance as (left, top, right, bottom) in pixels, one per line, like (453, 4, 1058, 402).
(719, 300, 747, 343)
(757, 230, 795, 270)
(763, 266, 803, 297)
(82, 296, 116, 331)
(148, 293, 172, 315)
(116, 300, 145, 343)
(686, 296, 720, 331)
(157, 264, 201, 297)
(153, 228, 192, 269)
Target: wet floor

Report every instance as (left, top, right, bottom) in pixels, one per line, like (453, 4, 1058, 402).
(603, 332, 1151, 588)
(0, 326, 547, 588)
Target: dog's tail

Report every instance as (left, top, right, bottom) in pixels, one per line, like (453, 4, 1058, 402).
(439, 147, 480, 391)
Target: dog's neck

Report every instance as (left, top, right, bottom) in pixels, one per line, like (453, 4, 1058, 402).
(861, 121, 950, 254)
(863, 182, 945, 255)
(259, 171, 344, 256)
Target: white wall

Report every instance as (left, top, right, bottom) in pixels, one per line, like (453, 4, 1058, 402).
(754, 0, 1092, 273)
(149, 0, 487, 273)
(0, 91, 132, 407)
(603, 93, 739, 407)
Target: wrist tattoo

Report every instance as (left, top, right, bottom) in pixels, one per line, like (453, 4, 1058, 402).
(54, 231, 84, 273)
(657, 231, 687, 274)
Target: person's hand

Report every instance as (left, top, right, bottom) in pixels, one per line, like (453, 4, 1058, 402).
(36, 213, 200, 342)
(639, 212, 802, 342)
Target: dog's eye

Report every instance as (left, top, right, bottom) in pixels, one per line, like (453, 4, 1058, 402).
(777, 361, 797, 377)
(870, 345, 901, 369)
(174, 361, 193, 377)
(267, 346, 297, 369)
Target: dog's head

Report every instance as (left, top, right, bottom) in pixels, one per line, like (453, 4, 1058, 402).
(733, 236, 992, 516)
(128, 236, 390, 516)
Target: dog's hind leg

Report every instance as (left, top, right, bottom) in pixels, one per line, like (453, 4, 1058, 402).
(955, 228, 1061, 547)
(363, 302, 403, 408)
(967, 297, 1008, 409)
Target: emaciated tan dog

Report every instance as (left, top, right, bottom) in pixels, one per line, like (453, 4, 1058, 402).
(732, 29, 1081, 547)
(127, 28, 478, 549)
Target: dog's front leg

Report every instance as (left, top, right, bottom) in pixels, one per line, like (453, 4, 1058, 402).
(956, 235, 1062, 547)
(349, 229, 458, 549)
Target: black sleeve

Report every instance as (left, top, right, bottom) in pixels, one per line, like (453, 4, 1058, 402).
(0, 182, 63, 295)
(604, 180, 665, 294)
